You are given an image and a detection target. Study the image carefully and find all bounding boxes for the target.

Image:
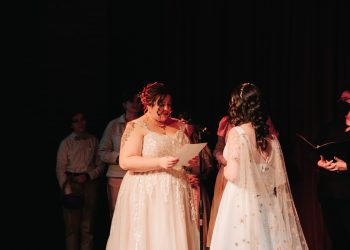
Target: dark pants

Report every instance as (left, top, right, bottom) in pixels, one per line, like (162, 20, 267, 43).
(63, 178, 99, 250)
(319, 198, 350, 250)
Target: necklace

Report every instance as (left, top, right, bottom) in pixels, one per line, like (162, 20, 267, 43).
(146, 116, 167, 134)
(158, 123, 166, 134)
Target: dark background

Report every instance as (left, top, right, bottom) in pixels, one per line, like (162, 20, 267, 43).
(45, 0, 349, 249)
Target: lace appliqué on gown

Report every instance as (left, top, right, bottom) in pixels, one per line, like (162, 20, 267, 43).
(106, 121, 199, 250)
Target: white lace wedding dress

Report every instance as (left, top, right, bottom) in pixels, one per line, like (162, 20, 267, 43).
(106, 121, 199, 250)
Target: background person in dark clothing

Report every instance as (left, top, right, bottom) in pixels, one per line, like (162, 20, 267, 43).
(316, 89, 350, 250)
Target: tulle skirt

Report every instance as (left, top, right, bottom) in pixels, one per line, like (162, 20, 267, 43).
(106, 170, 199, 250)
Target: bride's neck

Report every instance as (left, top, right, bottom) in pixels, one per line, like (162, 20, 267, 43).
(147, 115, 167, 127)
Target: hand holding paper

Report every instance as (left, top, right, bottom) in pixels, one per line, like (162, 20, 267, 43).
(173, 143, 207, 170)
(159, 156, 180, 169)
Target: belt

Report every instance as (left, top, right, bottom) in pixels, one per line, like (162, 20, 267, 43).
(65, 171, 86, 177)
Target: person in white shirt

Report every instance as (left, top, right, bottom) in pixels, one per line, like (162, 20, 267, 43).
(56, 111, 105, 250)
(99, 88, 142, 219)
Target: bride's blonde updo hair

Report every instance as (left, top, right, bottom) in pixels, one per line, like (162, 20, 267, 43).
(139, 82, 171, 113)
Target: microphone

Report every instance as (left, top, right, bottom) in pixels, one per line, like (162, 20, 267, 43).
(193, 124, 210, 143)
(199, 126, 208, 134)
(176, 112, 210, 136)
(194, 124, 209, 135)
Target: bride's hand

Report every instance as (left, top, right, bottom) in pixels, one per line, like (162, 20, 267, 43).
(159, 156, 179, 169)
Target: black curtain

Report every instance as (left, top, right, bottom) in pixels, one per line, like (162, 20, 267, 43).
(47, 0, 349, 249)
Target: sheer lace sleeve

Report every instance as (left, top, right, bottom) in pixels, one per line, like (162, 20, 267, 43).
(223, 128, 241, 182)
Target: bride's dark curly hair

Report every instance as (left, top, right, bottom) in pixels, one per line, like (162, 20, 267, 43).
(139, 82, 171, 113)
(228, 82, 269, 150)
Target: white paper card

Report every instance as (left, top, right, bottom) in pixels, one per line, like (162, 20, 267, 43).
(173, 143, 207, 169)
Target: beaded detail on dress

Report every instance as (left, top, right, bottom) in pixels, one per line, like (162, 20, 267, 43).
(106, 119, 199, 250)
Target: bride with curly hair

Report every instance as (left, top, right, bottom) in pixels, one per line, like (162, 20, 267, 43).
(210, 82, 309, 250)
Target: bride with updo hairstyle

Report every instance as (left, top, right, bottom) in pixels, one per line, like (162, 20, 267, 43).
(106, 81, 200, 250)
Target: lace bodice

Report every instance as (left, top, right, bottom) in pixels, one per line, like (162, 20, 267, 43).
(143, 130, 189, 157)
(137, 120, 190, 160)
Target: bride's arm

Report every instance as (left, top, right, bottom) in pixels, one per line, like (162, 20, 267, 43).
(223, 128, 241, 182)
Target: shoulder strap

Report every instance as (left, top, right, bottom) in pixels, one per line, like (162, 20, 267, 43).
(234, 126, 245, 135)
(132, 119, 150, 131)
